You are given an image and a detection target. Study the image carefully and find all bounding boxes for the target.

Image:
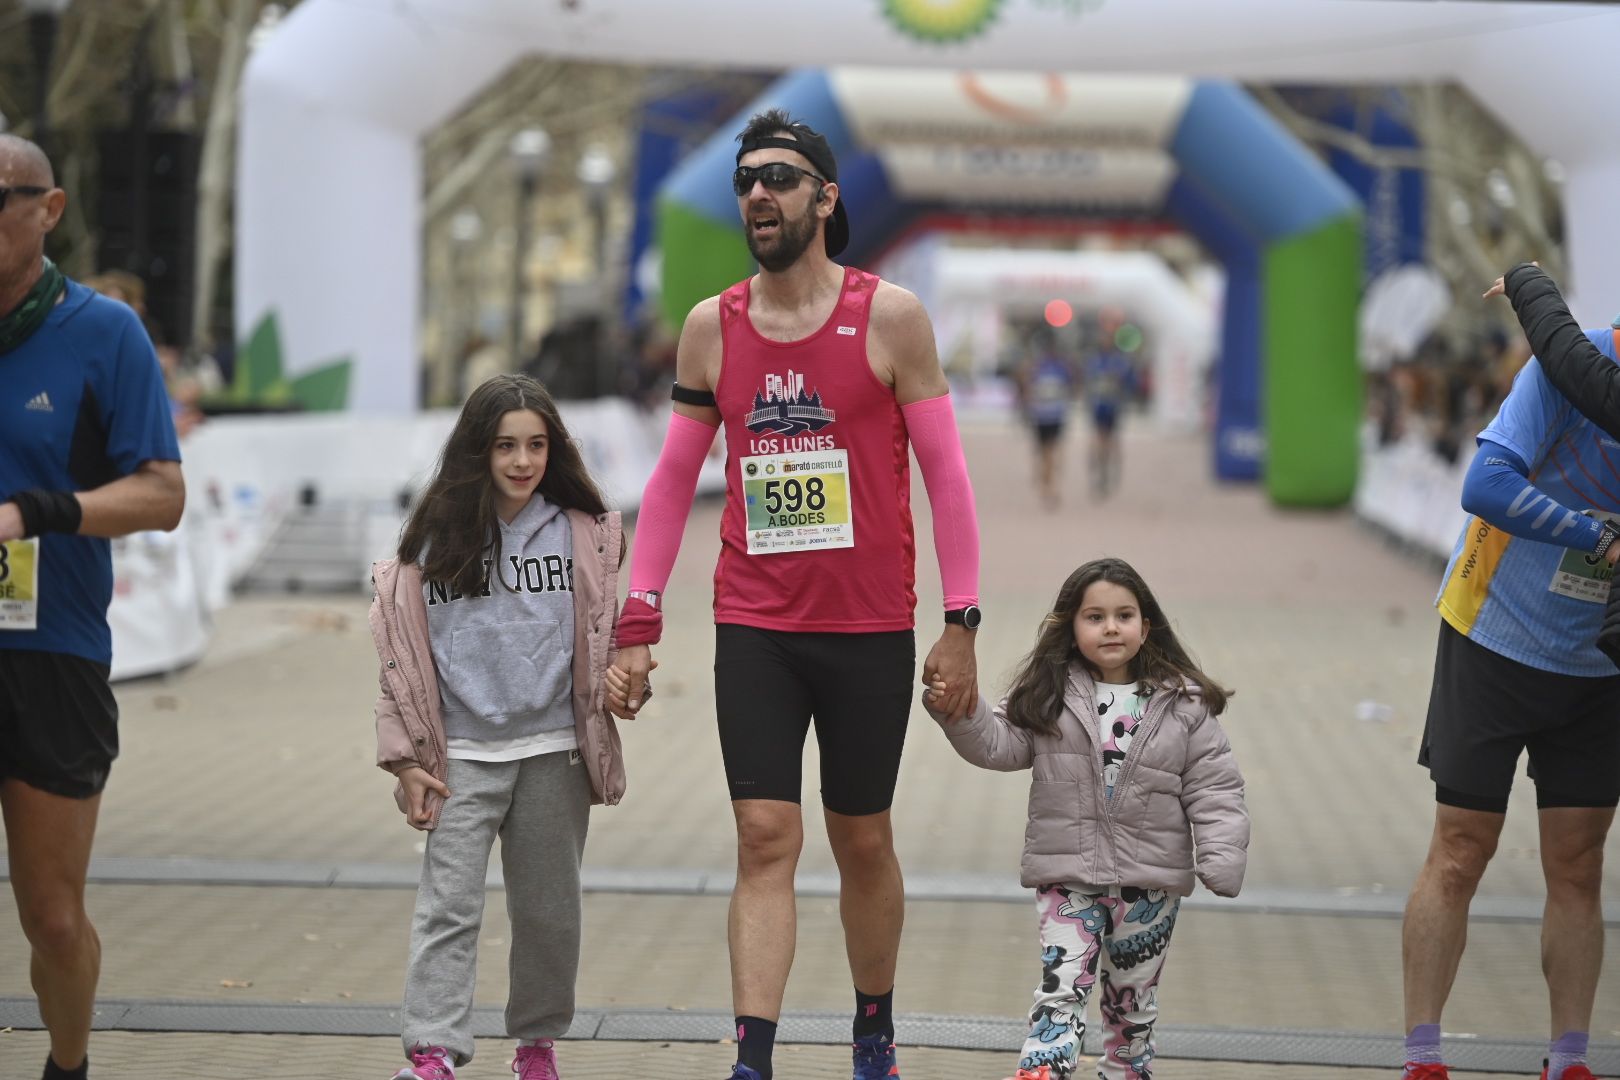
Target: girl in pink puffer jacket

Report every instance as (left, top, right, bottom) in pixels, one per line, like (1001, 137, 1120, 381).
(924, 556, 1248, 1080)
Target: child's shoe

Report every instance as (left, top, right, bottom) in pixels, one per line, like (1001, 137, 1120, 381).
(852, 1032, 900, 1079)
(392, 1046, 455, 1080)
(1007, 1068, 1057, 1080)
(513, 1040, 560, 1080)
(1541, 1064, 1601, 1080)
(1402, 1066, 1450, 1079)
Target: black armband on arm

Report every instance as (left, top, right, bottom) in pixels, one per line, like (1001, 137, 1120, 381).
(11, 489, 83, 538)
(671, 383, 717, 407)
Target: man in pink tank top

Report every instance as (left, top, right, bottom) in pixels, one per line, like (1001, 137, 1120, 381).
(606, 110, 983, 1080)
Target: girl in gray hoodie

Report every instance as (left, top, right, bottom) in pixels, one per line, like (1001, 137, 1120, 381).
(924, 557, 1248, 1080)
(372, 375, 633, 1080)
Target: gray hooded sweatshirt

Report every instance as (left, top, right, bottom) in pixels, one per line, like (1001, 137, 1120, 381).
(423, 494, 576, 747)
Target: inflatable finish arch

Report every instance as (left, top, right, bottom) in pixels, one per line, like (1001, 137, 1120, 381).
(239, 1, 1620, 499)
(657, 69, 1361, 503)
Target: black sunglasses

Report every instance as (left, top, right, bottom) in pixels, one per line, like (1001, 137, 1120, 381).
(732, 162, 826, 197)
(0, 186, 50, 213)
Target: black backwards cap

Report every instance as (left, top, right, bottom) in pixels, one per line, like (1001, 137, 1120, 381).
(737, 127, 849, 258)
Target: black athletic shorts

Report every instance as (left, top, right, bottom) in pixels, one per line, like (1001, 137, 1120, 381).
(714, 624, 914, 816)
(1420, 621, 1620, 812)
(0, 648, 120, 799)
(1033, 420, 1065, 446)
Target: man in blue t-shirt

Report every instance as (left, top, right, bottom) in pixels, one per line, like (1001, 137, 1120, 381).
(0, 135, 183, 1080)
(1398, 315, 1620, 1080)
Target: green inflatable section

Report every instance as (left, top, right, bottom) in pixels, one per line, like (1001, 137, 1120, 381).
(657, 200, 756, 329)
(1262, 213, 1364, 508)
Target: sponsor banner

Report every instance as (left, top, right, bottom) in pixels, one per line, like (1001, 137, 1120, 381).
(1354, 430, 1471, 560)
(830, 69, 1191, 149)
(107, 398, 719, 680)
(875, 143, 1175, 208)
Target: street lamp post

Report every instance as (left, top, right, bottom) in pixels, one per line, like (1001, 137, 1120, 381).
(507, 127, 551, 369)
(23, 0, 72, 143)
(448, 208, 483, 399)
(576, 145, 616, 394)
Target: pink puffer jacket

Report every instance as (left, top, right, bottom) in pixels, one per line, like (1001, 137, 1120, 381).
(930, 665, 1248, 897)
(370, 509, 630, 828)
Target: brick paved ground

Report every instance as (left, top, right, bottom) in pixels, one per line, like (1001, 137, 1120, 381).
(3, 417, 1616, 1078)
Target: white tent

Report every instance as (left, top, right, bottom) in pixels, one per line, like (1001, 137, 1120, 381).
(239, 0, 1620, 412)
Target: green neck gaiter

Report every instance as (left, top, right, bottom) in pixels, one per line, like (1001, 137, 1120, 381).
(0, 258, 66, 356)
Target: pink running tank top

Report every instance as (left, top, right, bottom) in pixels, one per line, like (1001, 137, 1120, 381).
(712, 268, 916, 632)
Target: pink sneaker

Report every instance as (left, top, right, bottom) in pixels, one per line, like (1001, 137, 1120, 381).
(393, 1045, 455, 1080)
(514, 1040, 560, 1080)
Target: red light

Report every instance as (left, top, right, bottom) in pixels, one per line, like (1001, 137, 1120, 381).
(1044, 299, 1073, 327)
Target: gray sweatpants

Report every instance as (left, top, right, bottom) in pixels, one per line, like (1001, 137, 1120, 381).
(401, 751, 592, 1066)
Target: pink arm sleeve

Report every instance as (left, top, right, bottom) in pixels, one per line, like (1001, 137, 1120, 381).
(616, 411, 719, 647)
(901, 393, 980, 609)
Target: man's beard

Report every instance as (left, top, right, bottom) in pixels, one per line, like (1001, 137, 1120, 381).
(746, 201, 819, 273)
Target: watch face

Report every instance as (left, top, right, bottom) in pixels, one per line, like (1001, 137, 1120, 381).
(963, 605, 982, 630)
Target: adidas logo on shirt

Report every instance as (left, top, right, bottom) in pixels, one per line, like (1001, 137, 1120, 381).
(24, 392, 52, 412)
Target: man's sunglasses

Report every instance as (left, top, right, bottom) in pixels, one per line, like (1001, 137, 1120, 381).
(0, 186, 50, 213)
(732, 163, 826, 197)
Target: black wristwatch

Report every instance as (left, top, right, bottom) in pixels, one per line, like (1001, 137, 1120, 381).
(945, 605, 982, 630)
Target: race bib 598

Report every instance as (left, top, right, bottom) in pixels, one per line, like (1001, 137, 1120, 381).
(741, 450, 854, 555)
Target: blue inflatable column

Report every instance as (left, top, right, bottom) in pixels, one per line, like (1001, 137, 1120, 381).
(1166, 173, 1262, 481)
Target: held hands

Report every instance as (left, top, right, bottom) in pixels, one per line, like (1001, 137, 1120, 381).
(606, 644, 657, 719)
(398, 765, 450, 830)
(922, 625, 978, 722)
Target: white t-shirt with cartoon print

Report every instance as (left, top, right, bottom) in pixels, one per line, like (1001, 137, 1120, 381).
(1094, 680, 1150, 797)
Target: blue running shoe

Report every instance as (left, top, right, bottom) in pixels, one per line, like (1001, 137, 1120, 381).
(852, 1033, 899, 1079)
(725, 1066, 763, 1080)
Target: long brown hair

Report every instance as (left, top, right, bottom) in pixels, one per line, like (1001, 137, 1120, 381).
(1003, 557, 1230, 735)
(399, 374, 607, 596)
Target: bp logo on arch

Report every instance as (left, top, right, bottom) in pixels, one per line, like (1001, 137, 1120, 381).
(881, 0, 1104, 44)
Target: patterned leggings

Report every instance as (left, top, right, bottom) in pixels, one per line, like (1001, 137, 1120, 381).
(1018, 884, 1180, 1080)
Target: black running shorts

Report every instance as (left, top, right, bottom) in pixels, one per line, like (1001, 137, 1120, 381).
(1033, 420, 1065, 446)
(714, 623, 914, 816)
(1420, 620, 1620, 812)
(0, 648, 120, 799)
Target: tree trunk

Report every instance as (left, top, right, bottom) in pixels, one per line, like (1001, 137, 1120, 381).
(190, 0, 261, 351)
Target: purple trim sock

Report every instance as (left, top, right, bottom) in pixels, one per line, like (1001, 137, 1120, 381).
(1404, 1024, 1443, 1071)
(1547, 1031, 1588, 1080)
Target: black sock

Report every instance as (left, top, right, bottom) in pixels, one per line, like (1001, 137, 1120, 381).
(43, 1055, 88, 1080)
(854, 987, 894, 1041)
(736, 1015, 777, 1078)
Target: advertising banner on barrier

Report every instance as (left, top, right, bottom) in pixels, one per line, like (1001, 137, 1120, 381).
(108, 399, 723, 681)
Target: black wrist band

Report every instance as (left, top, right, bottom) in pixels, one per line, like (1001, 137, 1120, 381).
(12, 489, 82, 538)
(1595, 523, 1619, 563)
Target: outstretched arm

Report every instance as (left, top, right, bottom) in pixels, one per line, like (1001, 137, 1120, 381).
(1491, 263, 1620, 440)
(871, 283, 981, 721)
(608, 299, 721, 715)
